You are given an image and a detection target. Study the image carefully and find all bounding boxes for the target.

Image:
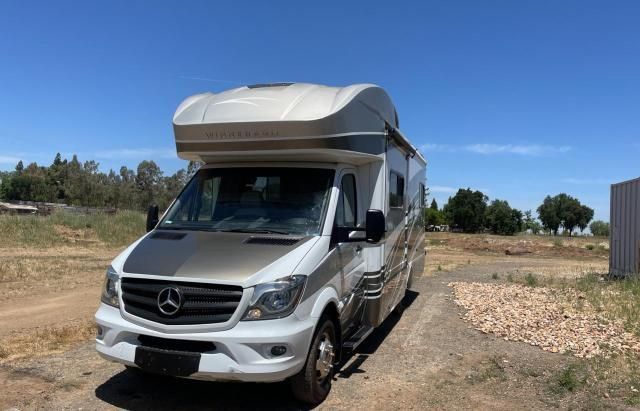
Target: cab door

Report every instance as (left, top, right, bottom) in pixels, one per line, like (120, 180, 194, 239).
(332, 170, 366, 328)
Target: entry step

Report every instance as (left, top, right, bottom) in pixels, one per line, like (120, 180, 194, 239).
(343, 325, 374, 351)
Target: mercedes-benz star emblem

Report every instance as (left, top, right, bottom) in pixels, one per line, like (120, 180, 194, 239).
(157, 287, 182, 316)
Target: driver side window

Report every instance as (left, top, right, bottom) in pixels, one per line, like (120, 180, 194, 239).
(336, 174, 357, 227)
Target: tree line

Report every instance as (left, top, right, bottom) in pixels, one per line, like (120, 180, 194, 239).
(426, 188, 609, 237)
(0, 155, 611, 237)
(0, 154, 200, 211)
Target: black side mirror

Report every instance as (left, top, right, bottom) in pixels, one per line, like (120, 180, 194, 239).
(146, 205, 159, 232)
(366, 209, 385, 243)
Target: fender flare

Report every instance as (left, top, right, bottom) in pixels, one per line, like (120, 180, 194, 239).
(309, 286, 340, 319)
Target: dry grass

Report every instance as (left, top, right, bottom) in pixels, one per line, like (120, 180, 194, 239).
(0, 249, 113, 298)
(0, 254, 109, 282)
(0, 210, 145, 248)
(0, 320, 95, 362)
(505, 272, 640, 338)
(427, 232, 609, 259)
(515, 261, 609, 280)
(571, 274, 640, 338)
(0, 211, 144, 363)
(431, 232, 640, 405)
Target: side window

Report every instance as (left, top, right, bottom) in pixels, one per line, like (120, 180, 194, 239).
(389, 171, 405, 208)
(336, 174, 357, 227)
(196, 176, 220, 221)
(419, 183, 426, 208)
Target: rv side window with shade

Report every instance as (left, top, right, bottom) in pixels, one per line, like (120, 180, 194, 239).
(390, 171, 405, 208)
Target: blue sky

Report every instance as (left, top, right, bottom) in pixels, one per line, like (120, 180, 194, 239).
(1, 1, 639, 221)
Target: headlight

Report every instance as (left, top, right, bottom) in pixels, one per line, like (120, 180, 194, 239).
(100, 266, 120, 308)
(242, 275, 306, 321)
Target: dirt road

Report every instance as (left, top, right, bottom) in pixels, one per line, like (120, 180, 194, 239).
(0, 287, 99, 338)
(2, 259, 603, 410)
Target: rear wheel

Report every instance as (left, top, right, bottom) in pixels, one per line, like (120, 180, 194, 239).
(290, 317, 337, 404)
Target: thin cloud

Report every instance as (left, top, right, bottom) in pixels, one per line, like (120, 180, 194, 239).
(465, 144, 571, 156)
(561, 177, 613, 185)
(0, 155, 22, 164)
(420, 144, 456, 152)
(420, 143, 571, 156)
(429, 186, 457, 193)
(92, 148, 176, 160)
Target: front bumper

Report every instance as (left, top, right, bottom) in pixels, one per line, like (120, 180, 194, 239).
(95, 303, 315, 382)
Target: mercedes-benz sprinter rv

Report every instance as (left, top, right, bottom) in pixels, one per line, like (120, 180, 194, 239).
(95, 83, 426, 404)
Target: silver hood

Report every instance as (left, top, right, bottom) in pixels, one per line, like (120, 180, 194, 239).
(122, 230, 313, 282)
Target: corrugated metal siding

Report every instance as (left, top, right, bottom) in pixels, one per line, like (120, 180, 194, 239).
(610, 177, 640, 276)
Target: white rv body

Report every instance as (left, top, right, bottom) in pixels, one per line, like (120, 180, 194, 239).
(95, 83, 426, 402)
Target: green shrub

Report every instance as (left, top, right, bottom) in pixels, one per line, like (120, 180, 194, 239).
(550, 364, 586, 394)
(525, 273, 538, 287)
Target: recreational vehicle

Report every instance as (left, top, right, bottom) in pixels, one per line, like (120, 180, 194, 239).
(95, 83, 426, 403)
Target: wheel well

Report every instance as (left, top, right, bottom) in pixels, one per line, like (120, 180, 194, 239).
(320, 302, 342, 360)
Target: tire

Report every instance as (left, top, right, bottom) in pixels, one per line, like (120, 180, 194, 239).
(290, 317, 337, 405)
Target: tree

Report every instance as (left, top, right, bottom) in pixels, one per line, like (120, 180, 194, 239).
(523, 210, 542, 234)
(557, 194, 584, 236)
(537, 193, 594, 236)
(430, 199, 438, 210)
(1, 153, 194, 210)
(162, 169, 188, 207)
(186, 161, 202, 179)
(425, 207, 445, 226)
(484, 199, 523, 235)
(49, 153, 67, 200)
(577, 205, 594, 233)
(442, 188, 488, 233)
(590, 220, 610, 237)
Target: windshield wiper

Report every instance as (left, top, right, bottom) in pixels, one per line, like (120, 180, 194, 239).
(219, 228, 291, 235)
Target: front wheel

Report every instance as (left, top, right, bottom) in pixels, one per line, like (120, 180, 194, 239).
(290, 317, 337, 404)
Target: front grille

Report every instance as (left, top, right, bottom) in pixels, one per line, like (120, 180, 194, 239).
(121, 278, 243, 325)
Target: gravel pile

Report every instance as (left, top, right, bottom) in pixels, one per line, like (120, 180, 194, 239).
(449, 282, 640, 358)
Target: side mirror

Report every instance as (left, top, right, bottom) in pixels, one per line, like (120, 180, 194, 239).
(146, 205, 159, 232)
(365, 209, 385, 243)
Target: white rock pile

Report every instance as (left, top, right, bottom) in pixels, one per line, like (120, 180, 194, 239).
(449, 282, 640, 358)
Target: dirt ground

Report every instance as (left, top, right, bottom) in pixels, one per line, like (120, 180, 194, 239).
(1, 232, 631, 410)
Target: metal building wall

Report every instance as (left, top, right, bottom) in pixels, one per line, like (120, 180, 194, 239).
(610, 177, 640, 276)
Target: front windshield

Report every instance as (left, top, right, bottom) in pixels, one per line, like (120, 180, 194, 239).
(160, 167, 335, 236)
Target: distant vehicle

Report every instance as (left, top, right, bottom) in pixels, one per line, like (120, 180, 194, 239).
(94, 83, 426, 404)
(426, 224, 449, 232)
(0, 202, 37, 215)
